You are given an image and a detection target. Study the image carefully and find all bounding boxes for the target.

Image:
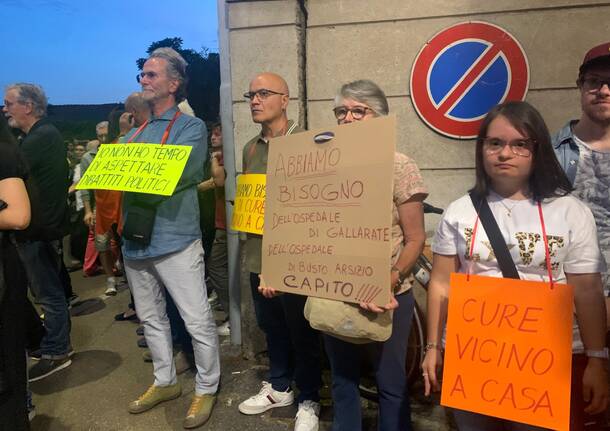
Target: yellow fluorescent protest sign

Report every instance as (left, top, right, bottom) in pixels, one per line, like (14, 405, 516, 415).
(75, 143, 192, 196)
(231, 174, 266, 234)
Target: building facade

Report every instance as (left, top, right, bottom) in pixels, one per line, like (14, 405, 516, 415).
(223, 0, 608, 232)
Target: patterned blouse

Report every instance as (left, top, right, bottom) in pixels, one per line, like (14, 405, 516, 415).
(391, 152, 428, 295)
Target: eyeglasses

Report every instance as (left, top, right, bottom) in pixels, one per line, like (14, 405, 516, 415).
(482, 137, 534, 157)
(136, 71, 159, 83)
(580, 76, 610, 92)
(333, 106, 375, 121)
(243, 89, 285, 101)
(2, 100, 20, 108)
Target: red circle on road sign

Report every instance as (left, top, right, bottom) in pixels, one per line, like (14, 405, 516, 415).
(410, 21, 530, 139)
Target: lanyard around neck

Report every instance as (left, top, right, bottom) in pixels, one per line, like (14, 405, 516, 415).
(468, 200, 554, 287)
(127, 110, 182, 145)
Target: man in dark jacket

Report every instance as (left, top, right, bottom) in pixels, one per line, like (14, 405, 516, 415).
(3, 83, 71, 381)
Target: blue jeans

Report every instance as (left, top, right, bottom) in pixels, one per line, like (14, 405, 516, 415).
(17, 240, 71, 357)
(324, 290, 415, 431)
(250, 273, 321, 403)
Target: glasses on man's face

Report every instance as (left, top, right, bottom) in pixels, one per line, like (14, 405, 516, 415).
(333, 106, 374, 121)
(136, 71, 159, 83)
(3, 100, 19, 109)
(243, 89, 285, 101)
(580, 76, 610, 92)
(482, 137, 534, 157)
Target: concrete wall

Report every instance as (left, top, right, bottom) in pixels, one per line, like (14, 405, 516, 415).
(225, 0, 610, 233)
(227, 1, 305, 171)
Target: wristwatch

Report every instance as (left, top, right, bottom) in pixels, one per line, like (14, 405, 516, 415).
(586, 348, 609, 359)
(391, 265, 408, 283)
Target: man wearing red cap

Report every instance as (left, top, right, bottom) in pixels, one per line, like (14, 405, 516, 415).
(553, 42, 610, 428)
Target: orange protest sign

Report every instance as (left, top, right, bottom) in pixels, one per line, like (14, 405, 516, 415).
(441, 273, 574, 431)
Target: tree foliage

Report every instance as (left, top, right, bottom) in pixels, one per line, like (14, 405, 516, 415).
(53, 120, 98, 142)
(137, 37, 220, 122)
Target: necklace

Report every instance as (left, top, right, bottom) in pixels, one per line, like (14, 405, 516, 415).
(498, 199, 518, 217)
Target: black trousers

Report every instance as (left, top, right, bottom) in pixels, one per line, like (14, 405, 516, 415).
(0, 242, 30, 431)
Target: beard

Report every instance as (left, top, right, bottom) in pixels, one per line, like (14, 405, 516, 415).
(582, 97, 610, 126)
(7, 116, 19, 129)
(585, 108, 610, 127)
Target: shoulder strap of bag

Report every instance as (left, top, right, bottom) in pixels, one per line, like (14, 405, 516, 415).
(469, 191, 520, 279)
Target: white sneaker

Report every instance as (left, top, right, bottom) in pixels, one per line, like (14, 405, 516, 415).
(104, 277, 117, 296)
(28, 406, 36, 421)
(295, 400, 320, 431)
(217, 321, 230, 337)
(238, 381, 294, 415)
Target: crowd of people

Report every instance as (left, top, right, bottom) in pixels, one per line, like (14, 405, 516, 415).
(0, 41, 608, 431)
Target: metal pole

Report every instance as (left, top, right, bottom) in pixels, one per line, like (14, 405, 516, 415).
(217, 0, 241, 346)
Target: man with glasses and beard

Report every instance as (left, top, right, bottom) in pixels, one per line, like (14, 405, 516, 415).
(553, 43, 610, 428)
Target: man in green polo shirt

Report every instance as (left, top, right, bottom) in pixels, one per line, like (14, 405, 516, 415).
(238, 73, 321, 431)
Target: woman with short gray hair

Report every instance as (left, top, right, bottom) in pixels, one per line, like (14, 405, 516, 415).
(327, 80, 428, 431)
(334, 79, 389, 117)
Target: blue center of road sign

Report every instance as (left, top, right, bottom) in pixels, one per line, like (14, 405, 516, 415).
(429, 41, 509, 119)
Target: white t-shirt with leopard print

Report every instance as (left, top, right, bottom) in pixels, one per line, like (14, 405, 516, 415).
(432, 191, 606, 352)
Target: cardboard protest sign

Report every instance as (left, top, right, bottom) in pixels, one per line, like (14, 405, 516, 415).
(441, 273, 574, 431)
(231, 174, 266, 234)
(262, 116, 395, 306)
(76, 143, 192, 196)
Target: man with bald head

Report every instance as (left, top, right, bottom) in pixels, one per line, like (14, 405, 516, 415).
(238, 73, 321, 431)
(124, 91, 150, 127)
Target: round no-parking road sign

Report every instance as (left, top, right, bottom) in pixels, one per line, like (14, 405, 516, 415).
(410, 21, 529, 139)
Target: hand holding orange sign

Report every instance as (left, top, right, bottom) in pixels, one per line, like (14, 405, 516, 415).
(441, 273, 574, 431)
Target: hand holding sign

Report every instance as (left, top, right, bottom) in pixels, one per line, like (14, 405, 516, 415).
(257, 274, 279, 299)
(359, 294, 399, 313)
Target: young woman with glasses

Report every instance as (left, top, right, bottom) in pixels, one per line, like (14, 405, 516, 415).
(422, 101, 608, 430)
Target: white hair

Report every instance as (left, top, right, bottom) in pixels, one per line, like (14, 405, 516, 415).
(334, 79, 389, 116)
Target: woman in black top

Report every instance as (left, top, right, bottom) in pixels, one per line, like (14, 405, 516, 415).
(0, 114, 32, 430)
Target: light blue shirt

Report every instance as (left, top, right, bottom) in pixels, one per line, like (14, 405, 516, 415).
(552, 120, 580, 185)
(122, 106, 206, 259)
